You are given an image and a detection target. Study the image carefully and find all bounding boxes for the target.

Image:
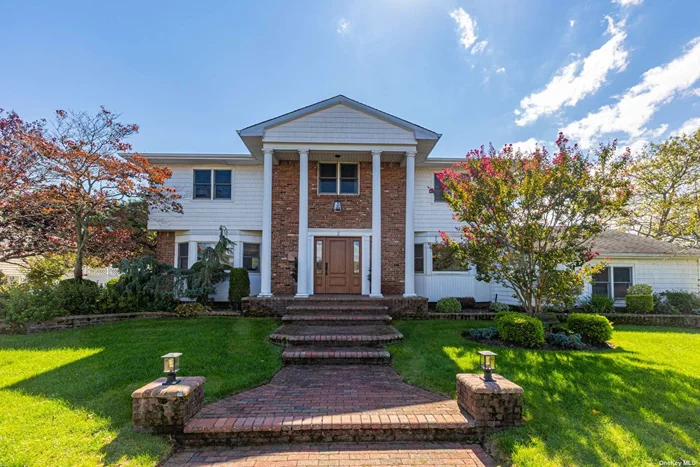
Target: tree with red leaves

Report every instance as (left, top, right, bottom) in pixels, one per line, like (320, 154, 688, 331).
(437, 133, 632, 313)
(0, 108, 181, 279)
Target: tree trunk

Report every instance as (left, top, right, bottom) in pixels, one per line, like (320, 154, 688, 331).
(73, 216, 86, 280)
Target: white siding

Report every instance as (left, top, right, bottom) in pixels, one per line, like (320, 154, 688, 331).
(149, 164, 264, 231)
(492, 257, 700, 306)
(414, 167, 463, 233)
(0, 261, 27, 282)
(264, 104, 416, 145)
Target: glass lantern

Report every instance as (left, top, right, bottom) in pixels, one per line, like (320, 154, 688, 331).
(333, 199, 342, 212)
(161, 352, 182, 385)
(478, 350, 497, 382)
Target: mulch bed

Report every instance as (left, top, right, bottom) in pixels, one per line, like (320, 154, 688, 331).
(461, 331, 615, 351)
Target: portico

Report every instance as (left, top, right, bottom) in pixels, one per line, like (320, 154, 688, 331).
(237, 95, 441, 298)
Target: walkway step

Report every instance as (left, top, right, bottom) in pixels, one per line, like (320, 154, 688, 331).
(181, 366, 477, 447)
(166, 442, 495, 466)
(286, 304, 389, 314)
(269, 324, 403, 346)
(282, 314, 392, 326)
(282, 346, 391, 365)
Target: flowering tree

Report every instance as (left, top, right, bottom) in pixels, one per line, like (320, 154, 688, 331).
(437, 133, 632, 313)
(0, 108, 181, 279)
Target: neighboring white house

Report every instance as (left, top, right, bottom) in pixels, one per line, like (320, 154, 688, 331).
(0, 261, 120, 286)
(116, 95, 700, 303)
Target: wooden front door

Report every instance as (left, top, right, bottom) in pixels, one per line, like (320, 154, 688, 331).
(314, 237, 362, 294)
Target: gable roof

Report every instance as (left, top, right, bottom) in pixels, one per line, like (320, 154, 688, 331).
(238, 95, 441, 140)
(589, 230, 700, 257)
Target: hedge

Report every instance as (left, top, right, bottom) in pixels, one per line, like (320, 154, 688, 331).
(567, 313, 613, 344)
(228, 268, 250, 309)
(626, 294, 654, 313)
(496, 312, 545, 348)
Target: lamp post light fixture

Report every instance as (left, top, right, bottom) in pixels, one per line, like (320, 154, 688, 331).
(478, 350, 497, 382)
(333, 199, 342, 212)
(161, 352, 182, 385)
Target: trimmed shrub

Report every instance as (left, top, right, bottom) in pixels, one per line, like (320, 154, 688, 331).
(490, 301, 510, 313)
(627, 284, 653, 295)
(436, 297, 461, 313)
(228, 268, 251, 310)
(546, 332, 585, 350)
(56, 279, 101, 315)
(0, 284, 65, 324)
(459, 297, 477, 309)
(579, 294, 615, 314)
(626, 294, 654, 313)
(175, 302, 210, 317)
(659, 290, 700, 314)
(496, 313, 545, 347)
(495, 310, 522, 323)
(468, 327, 498, 340)
(567, 313, 613, 344)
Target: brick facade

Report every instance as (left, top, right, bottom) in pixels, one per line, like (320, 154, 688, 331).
(155, 231, 175, 266)
(270, 159, 407, 295)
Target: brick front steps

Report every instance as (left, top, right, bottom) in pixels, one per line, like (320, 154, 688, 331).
(180, 366, 478, 447)
(285, 304, 389, 314)
(282, 314, 392, 326)
(269, 324, 404, 346)
(282, 346, 391, 365)
(166, 442, 495, 466)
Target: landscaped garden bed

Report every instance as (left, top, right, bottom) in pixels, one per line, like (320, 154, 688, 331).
(388, 320, 700, 467)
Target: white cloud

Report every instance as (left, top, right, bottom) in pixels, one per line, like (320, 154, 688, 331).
(450, 8, 487, 55)
(510, 137, 546, 153)
(337, 18, 350, 35)
(569, 19, 576, 27)
(613, 0, 643, 6)
(562, 37, 700, 147)
(683, 88, 700, 98)
(471, 40, 488, 55)
(670, 117, 700, 137)
(496, 67, 506, 74)
(515, 16, 628, 126)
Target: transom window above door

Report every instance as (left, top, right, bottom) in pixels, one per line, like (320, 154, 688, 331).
(318, 163, 359, 195)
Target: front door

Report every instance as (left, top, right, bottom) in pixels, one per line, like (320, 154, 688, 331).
(314, 237, 362, 294)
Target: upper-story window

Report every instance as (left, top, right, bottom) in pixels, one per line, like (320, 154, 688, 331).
(318, 163, 359, 195)
(433, 173, 446, 202)
(193, 169, 232, 200)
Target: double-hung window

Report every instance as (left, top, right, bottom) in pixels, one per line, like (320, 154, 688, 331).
(318, 163, 359, 195)
(243, 243, 260, 272)
(414, 244, 424, 273)
(433, 173, 446, 202)
(193, 169, 232, 199)
(177, 242, 189, 269)
(592, 266, 632, 299)
(197, 242, 233, 266)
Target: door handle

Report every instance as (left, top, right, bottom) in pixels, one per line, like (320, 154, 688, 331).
(325, 263, 328, 275)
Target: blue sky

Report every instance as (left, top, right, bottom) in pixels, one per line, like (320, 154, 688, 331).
(2, 0, 699, 158)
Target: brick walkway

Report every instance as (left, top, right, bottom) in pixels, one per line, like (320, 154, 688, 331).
(185, 366, 473, 438)
(166, 442, 494, 466)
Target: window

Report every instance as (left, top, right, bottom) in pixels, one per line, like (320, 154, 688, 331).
(193, 170, 211, 199)
(414, 244, 424, 273)
(214, 170, 232, 199)
(433, 173, 446, 202)
(592, 266, 632, 299)
(243, 243, 260, 272)
(177, 242, 189, 269)
(353, 240, 360, 274)
(432, 244, 462, 271)
(197, 242, 233, 266)
(318, 163, 359, 195)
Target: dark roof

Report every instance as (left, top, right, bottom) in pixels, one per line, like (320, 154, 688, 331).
(589, 230, 700, 256)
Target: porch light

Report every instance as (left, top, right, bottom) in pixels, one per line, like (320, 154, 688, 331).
(333, 199, 342, 212)
(161, 352, 182, 385)
(478, 350, 497, 382)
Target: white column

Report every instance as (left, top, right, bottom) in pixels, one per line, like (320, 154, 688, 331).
(404, 150, 417, 297)
(259, 148, 274, 297)
(296, 149, 309, 297)
(370, 150, 383, 297)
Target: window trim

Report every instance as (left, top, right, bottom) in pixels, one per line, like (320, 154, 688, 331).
(592, 265, 634, 300)
(192, 169, 233, 200)
(242, 242, 261, 273)
(317, 162, 360, 195)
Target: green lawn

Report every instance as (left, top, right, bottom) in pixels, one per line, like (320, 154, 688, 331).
(389, 320, 700, 467)
(0, 317, 281, 467)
